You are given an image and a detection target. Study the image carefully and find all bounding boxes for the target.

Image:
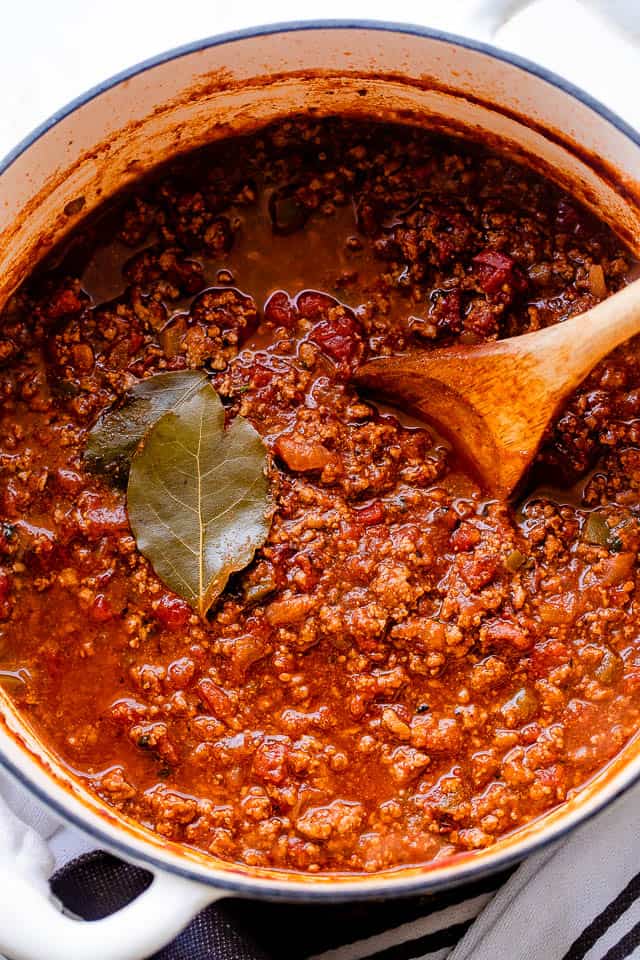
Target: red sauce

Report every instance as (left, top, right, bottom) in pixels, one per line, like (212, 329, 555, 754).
(0, 117, 639, 874)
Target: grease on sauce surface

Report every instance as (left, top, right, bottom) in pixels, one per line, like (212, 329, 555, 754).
(1, 117, 639, 874)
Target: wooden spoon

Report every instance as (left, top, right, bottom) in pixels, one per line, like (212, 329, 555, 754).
(355, 277, 640, 498)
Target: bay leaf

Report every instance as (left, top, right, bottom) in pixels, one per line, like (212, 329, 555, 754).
(127, 381, 271, 617)
(85, 370, 208, 474)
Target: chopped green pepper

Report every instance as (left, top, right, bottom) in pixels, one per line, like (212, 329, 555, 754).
(505, 549, 527, 572)
(501, 687, 539, 724)
(594, 648, 622, 684)
(582, 512, 610, 547)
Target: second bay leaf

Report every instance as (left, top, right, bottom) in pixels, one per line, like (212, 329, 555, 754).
(85, 369, 208, 474)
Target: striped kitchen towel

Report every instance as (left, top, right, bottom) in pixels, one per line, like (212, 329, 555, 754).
(3, 769, 640, 960)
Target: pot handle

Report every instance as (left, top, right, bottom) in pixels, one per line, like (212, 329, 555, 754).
(0, 796, 223, 960)
(462, 0, 640, 131)
(462, 0, 533, 37)
(463, 0, 639, 40)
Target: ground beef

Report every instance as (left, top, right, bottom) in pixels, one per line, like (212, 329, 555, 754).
(0, 117, 638, 875)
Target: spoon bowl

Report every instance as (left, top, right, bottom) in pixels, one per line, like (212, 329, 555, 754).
(356, 277, 640, 497)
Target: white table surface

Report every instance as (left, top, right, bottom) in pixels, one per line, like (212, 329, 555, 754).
(2, 0, 639, 167)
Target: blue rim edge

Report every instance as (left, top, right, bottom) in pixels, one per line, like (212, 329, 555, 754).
(1, 18, 640, 902)
(2, 16, 640, 176)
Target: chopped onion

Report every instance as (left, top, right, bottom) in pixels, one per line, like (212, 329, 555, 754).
(588, 264, 607, 300)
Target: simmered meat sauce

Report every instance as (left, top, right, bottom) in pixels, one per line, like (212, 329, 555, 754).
(1, 117, 639, 874)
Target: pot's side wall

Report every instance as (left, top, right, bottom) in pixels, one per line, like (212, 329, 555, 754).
(0, 27, 639, 309)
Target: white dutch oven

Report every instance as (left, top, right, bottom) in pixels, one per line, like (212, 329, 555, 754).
(0, 14, 639, 960)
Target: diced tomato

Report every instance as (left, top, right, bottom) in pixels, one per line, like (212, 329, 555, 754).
(46, 288, 84, 319)
(356, 502, 385, 526)
(129, 331, 145, 355)
(166, 657, 196, 689)
(482, 616, 531, 650)
(520, 722, 542, 744)
(459, 555, 498, 590)
(264, 291, 296, 328)
(430, 289, 462, 335)
(96, 567, 115, 588)
(450, 522, 480, 552)
(252, 366, 274, 388)
(530, 639, 571, 677)
(473, 250, 517, 295)
(55, 468, 84, 495)
(309, 314, 362, 365)
(155, 595, 191, 630)
(89, 594, 114, 623)
(623, 670, 640, 694)
(0, 570, 11, 602)
(81, 496, 129, 539)
(296, 290, 337, 319)
(198, 678, 234, 719)
(253, 739, 288, 784)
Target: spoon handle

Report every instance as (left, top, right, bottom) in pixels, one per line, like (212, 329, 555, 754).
(510, 277, 640, 397)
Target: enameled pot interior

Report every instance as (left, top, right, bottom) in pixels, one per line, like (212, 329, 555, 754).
(2, 23, 640, 311)
(1, 23, 640, 899)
